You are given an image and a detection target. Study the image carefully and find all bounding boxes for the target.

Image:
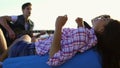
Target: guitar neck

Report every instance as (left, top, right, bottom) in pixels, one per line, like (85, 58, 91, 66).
(24, 30, 54, 33)
(16, 30, 54, 36)
(24, 30, 41, 34)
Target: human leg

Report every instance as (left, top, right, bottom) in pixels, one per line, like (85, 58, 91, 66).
(0, 29, 8, 62)
(9, 34, 32, 47)
(0, 28, 7, 54)
(8, 35, 33, 57)
(0, 35, 32, 61)
(49, 15, 68, 57)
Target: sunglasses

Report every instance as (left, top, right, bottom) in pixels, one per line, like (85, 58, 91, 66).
(92, 15, 110, 22)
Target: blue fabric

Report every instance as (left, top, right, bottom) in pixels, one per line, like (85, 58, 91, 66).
(8, 41, 35, 57)
(3, 48, 101, 68)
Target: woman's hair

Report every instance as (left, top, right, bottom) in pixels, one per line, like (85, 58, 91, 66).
(96, 19, 120, 68)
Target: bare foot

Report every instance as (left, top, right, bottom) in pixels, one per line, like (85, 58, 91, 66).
(75, 17, 84, 27)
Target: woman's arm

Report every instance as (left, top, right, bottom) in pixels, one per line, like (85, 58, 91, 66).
(49, 15, 68, 58)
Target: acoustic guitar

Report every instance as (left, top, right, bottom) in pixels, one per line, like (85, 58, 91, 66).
(14, 29, 54, 38)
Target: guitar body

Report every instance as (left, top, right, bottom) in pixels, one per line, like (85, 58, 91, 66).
(1, 22, 54, 46)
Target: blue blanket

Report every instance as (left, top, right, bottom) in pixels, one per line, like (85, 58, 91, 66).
(3, 49, 101, 68)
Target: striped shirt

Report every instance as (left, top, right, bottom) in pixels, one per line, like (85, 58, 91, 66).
(35, 27, 97, 66)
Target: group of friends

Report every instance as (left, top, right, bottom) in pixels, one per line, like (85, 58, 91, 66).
(0, 2, 120, 68)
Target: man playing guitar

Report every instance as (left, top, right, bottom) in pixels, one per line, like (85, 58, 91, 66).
(0, 2, 35, 56)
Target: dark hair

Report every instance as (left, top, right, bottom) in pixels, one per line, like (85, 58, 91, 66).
(22, 2, 32, 10)
(96, 19, 120, 68)
(83, 21, 91, 29)
(77, 21, 92, 29)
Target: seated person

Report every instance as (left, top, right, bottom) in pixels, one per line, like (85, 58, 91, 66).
(6, 15, 97, 66)
(0, 2, 34, 58)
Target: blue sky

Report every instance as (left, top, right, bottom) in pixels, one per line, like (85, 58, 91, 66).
(0, 0, 120, 30)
